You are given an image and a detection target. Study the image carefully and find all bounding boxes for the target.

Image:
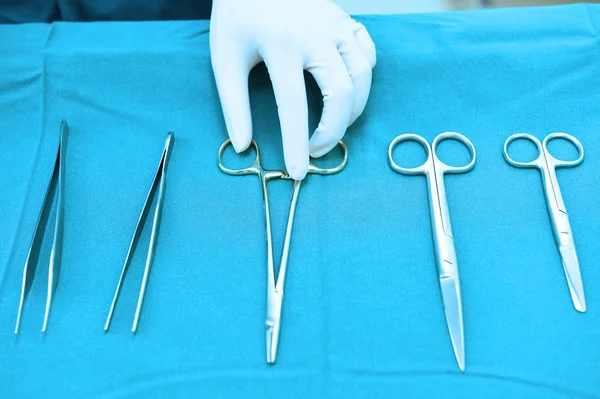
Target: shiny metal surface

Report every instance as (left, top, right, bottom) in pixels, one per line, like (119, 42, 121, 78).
(218, 139, 348, 364)
(105, 132, 175, 333)
(503, 132, 585, 312)
(16, 120, 68, 334)
(388, 132, 476, 372)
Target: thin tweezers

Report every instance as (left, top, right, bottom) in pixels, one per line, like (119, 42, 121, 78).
(16, 120, 68, 333)
(104, 132, 174, 333)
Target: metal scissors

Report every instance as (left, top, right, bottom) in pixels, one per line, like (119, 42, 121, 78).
(388, 132, 476, 372)
(218, 139, 348, 364)
(503, 132, 585, 312)
(16, 120, 68, 333)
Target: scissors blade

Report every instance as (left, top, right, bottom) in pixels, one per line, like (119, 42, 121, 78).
(558, 244, 586, 312)
(266, 289, 283, 364)
(440, 275, 465, 372)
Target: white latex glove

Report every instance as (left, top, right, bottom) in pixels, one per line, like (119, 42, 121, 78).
(210, 0, 377, 180)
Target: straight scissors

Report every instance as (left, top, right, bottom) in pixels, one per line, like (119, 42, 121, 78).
(503, 132, 585, 312)
(218, 139, 348, 364)
(388, 132, 476, 372)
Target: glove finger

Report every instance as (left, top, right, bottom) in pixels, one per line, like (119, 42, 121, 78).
(327, 4, 376, 69)
(210, 39, 257, 153)
(262, 52, 310, 180)
(353, 22, 377, 69)
(338, 36, 373, 126)
(306, 47, 354, 158)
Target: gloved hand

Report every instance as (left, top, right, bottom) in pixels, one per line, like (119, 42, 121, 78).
(210, 0, 377, 180)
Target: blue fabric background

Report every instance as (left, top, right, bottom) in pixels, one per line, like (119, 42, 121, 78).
(1, 4, 599, 398)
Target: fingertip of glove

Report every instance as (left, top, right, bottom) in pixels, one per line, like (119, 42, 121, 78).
(309, 127, 344, 159)
(287, 161, 308, 181)
(309, 144, 330, 159)
(228, 126, 252, 153)
(230, 136, 249, 154)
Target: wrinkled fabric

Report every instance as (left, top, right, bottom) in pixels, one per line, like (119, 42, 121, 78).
(0, 0, 212, 23)
(0, 4, 599, 398)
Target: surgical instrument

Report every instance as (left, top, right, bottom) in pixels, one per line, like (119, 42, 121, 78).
(388, 132, 476, 372)
(16, 120, 68, 334)
(105, 132, 175, 333)
(218, 139, 348, 364)
(503, 132, 585, 312)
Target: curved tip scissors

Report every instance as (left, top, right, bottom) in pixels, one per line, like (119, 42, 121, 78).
(504, 132, 585, 313)
(388, 132, 476, 372)
(218, 139, 348, 364)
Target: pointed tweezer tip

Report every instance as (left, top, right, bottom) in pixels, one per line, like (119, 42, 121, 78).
(15, 313, 22, 334)
(41, 312, 49, 333)
(165, 132, 175, 149)
(132, 317, 140, 334)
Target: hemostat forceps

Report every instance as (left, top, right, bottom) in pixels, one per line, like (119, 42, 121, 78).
(104, 132, 174, 333)
(388, 132, 476, 372)
(16, 120, 68, 334)
(504, 132, 586, 312)
(218, 139, 348, 364)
